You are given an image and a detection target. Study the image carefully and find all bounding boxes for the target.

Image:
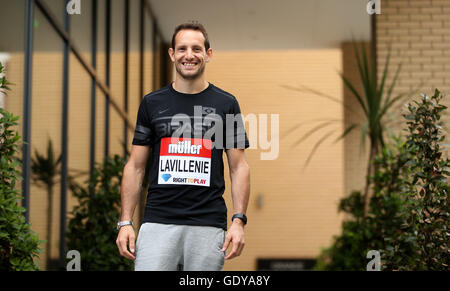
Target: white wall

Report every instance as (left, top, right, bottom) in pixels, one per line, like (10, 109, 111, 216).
(0, 0, 371, 52)
(150, 0, 372, 50)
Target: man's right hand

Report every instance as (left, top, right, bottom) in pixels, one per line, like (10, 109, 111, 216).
(116, 225, 136, 260)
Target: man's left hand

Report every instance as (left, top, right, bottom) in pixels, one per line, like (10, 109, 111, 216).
(221, 220, 245, 260)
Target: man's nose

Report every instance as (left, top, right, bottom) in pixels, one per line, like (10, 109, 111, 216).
(185, 48, 194, 59)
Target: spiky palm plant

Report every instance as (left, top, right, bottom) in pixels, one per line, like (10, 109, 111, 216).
(283, 41, 423, 217)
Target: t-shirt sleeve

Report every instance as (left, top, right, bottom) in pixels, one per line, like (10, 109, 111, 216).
(132, 98, 153, 146)
(225, 97, 250, 149)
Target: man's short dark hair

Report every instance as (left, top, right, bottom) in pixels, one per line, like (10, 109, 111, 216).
(171, 21, 210, 51)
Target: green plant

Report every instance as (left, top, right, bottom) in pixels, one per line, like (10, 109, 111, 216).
(0, 62, 43, 270)
(283, 41, 422, 217)
(314, 190, 372, 270)
(0, 62, 12, 92)
(315, 89, 450, 270)
(367, 137, 419, 270)
(66, 154, 133, 271)
(383, 89, 450, 270)
(313, 137, 417, 270)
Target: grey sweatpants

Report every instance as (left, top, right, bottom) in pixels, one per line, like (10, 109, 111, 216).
(134, 222, 226, 271)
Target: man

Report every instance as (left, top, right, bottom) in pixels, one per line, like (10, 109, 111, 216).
(115, 22, 251, 271)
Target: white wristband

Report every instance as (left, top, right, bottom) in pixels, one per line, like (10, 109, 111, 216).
(116, 220, 133, 230)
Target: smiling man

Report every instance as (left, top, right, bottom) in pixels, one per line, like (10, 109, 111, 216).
(116, 22, 251, 271)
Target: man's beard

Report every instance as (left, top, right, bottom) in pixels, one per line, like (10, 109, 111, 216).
(175, 62, 206, 80)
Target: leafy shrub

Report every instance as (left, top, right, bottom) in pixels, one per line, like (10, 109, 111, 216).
(0, 62, 43, 271)
(314, 138, 415, 270)
(66, 154, 133, 271)
(315, 89, 450, 270)
(382, 89, 449, 270)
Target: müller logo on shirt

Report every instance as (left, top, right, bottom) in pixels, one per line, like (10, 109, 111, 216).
(158, 137, 212, 187)
(168, 140, 203, 155)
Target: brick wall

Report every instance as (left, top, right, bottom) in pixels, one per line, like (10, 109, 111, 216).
(377, 0, 450, 115)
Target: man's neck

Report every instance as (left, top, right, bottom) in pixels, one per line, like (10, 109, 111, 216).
(172, 76, 209, 94)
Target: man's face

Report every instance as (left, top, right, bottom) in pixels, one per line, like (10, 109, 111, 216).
(169, 29, 212, 80)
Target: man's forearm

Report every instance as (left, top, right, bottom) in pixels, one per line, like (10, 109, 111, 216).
(120, 163, 146, 221)
(230, 163, 250, 216)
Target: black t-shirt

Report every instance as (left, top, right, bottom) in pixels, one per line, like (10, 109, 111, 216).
(132, 82, 249, 230)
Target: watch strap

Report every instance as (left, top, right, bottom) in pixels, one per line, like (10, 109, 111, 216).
(232, 213, 247, 225)
(117, 220, 133, 230)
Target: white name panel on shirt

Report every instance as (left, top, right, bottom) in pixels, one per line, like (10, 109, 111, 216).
(158, 138, 212, 187)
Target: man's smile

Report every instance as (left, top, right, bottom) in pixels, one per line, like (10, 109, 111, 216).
(181, 61, 199, 69)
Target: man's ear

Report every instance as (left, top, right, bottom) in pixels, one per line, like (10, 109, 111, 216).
(168, 47, 175, 62)
(206, 48, 213, 63)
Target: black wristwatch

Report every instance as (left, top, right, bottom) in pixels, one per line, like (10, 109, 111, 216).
(232, 213, 247, 225)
